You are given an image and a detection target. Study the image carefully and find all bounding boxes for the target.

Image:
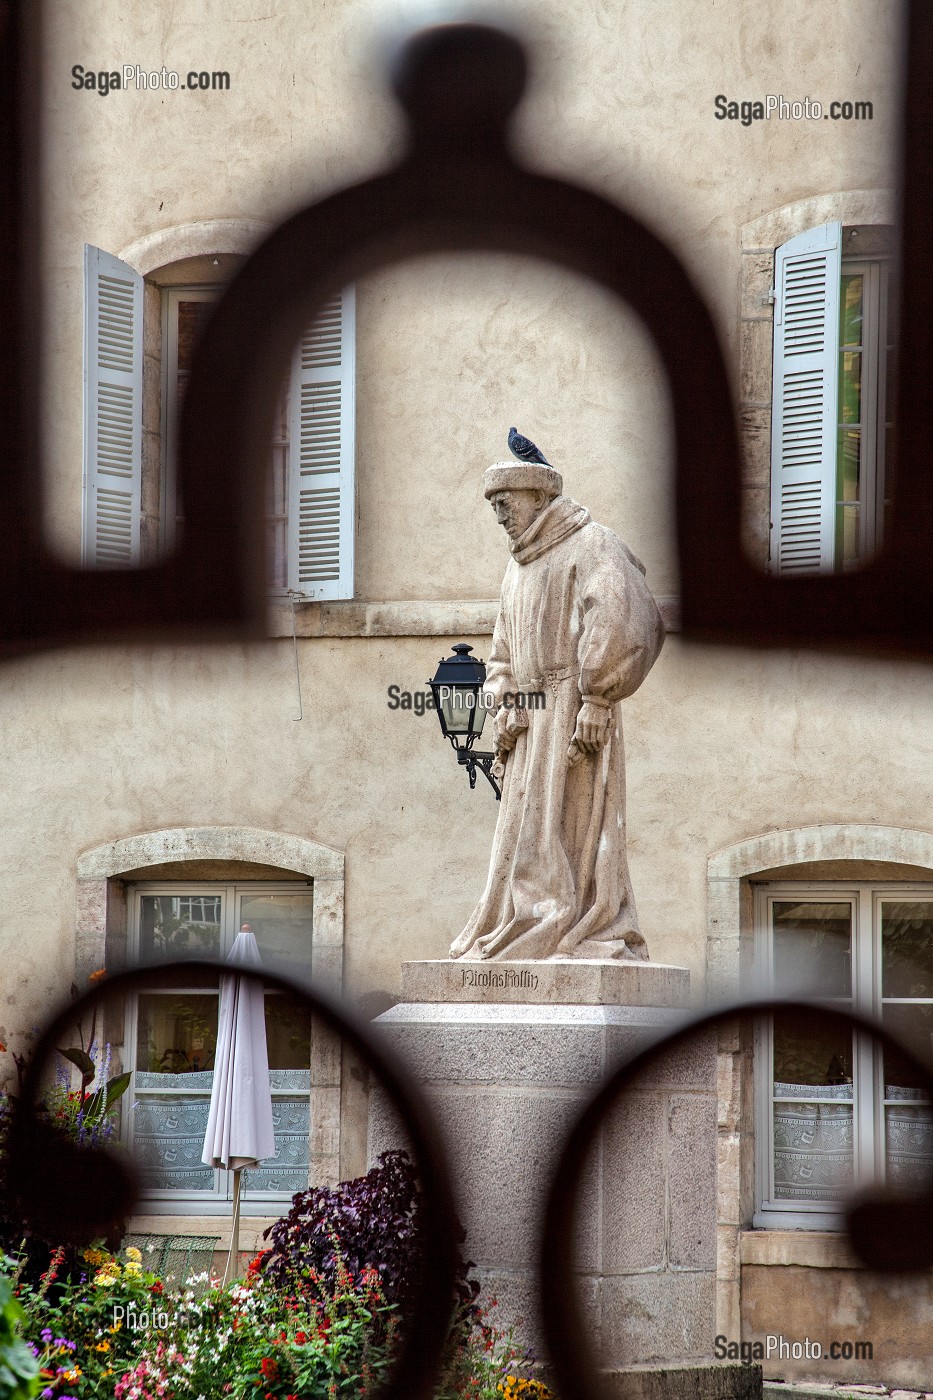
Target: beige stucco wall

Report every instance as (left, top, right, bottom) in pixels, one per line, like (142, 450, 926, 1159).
(1, 0, 925, 1331)
(0, 0, 907, 1022)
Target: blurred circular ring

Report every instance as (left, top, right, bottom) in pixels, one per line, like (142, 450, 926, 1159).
(539, 997, 933, 1400)
(6, 961, 461, 1400)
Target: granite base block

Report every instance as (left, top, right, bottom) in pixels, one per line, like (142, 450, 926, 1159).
(371, 979, 718, 1372)
(601, 1363, 762, 1400)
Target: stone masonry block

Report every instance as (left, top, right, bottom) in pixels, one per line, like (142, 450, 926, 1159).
(668, 1095, 717, 1270)
(310, 1021, 342, 1086)
(739, 405, 772, 489)
(312, 880, 344, 947)
(741, 250, 776, 320)
(76, 878, 107, 936)
(716, 1225, 739, 1285)
(367, 1083, 413, 1164)
(310, 942, 343, 992)
(601, 1362, 761, 1400)
(707, 879, 741, 942)
(716, 1052, 742, 1133)
(741, 485, 771, 568)
(427, 1085, 591, 1270)
(601, 1090, 666, 1273)
(380, 1020, 606, 1088)
(600, 1272, 717, 1369)
(740, 319, 773, 405)
(309, 1084, 341, 1159)
(143, 283, 162, 359)
(142, 350, 161, 433)
(617, 1029, 717, 1093)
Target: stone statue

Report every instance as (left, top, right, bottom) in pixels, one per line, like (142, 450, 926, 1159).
(450, 458, 665, 962)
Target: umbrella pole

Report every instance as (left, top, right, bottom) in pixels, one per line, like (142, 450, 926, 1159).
(223, 1167, 243, 1287)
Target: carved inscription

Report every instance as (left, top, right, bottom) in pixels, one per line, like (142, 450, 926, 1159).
(460, 968, 539, 990)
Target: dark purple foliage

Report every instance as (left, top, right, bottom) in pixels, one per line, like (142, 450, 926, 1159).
(262, 1150, 479, 1322)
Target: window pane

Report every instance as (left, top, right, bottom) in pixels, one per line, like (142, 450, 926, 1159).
(240, 892, 313, 972)
(135, 993, 218, 1074)
(883, 1005, 933, 1090)
(139, 894, 222, 962)
(885, 1100, 933, 1192)
(839, 351, 862, 424)
(772, 1010, 854, 1203)
(264, 991, 313, 1070)
(772, 901, 852, 996)
(242, 1095, 310, 1194)
(176, 299, 215, 377)
(133, 1094, 215, 1192)
(773, 1098, 853, 1201)
(773, 1010, 853, 1087)
(882, 902, 933, 998)
(840, 273, 864, 347)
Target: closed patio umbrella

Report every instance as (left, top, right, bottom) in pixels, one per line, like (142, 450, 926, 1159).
(202, 923, 276, 1284)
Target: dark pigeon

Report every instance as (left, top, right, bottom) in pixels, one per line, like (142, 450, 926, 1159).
(508, 426, 551, 466)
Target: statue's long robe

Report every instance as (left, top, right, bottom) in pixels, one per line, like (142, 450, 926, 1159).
(450, 496, 664, 962)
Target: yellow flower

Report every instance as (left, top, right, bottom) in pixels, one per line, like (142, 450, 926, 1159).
(93, 1272, 116, 1287)
(94, 1341, 111, 1352)
(125, 1246, 142, 1263)
(83, 1247, 105, 1266)
(125, 1262, 142, 1278)
(63, 1369, 81, 1382)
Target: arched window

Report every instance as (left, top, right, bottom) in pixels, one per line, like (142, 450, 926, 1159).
(82, 242, 356, 598)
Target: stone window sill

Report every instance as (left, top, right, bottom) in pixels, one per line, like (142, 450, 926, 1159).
(740, 1230, 864, 1270)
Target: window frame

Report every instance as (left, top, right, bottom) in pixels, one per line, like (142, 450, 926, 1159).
(125, 878, 314, 1214)
(768, 223, 895, 577)
(835, 256, 892, 569)
(753, 880, 933, 1229)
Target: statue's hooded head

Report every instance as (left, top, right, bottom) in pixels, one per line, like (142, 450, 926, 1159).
(483, 461, 563, 540)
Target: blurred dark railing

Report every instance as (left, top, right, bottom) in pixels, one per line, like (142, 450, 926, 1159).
(4, 3, 933, 1396)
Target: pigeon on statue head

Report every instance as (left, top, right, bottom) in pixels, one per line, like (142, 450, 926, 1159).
(508, 426, 551, 466)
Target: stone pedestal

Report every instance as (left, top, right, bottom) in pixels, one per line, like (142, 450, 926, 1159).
(371, 960, 718, 1373)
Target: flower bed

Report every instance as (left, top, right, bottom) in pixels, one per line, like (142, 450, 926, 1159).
(2, 1153, 554, 1400)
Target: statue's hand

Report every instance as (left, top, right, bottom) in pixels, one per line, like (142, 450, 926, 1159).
(495, 705, 528, 752)
(567, 701, 612, 763)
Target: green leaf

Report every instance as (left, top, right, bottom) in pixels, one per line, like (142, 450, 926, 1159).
(104, 1071, 132, 1107)
(57, 1047, 95, 1078)
(82, 1087, 106, 1121)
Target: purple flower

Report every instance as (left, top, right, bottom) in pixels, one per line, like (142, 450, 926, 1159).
(40, 1328, 52, 1342)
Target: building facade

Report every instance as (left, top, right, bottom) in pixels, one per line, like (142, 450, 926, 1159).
(2, 0, 930, 1386)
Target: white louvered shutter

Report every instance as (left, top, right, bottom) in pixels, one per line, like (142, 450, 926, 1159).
(286, 287, 356, 599)
(82, 245, 144, 565)
(769, 221, 841, 574)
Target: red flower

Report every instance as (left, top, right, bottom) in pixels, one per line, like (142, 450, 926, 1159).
(151, 1281, 164, 1295)
(294, 1332, 307, 1345)
(260, 1357, 278, 1380)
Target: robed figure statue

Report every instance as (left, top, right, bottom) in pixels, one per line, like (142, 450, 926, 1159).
(450, 458, 664, 963)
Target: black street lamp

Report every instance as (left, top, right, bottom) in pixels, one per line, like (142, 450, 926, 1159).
(428, 643, 501, 799)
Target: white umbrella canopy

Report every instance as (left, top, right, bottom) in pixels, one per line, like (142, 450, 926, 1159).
(202, 923, 276, 1281)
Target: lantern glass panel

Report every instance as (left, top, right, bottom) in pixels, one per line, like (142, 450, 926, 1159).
(440, 684, 484, 737)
